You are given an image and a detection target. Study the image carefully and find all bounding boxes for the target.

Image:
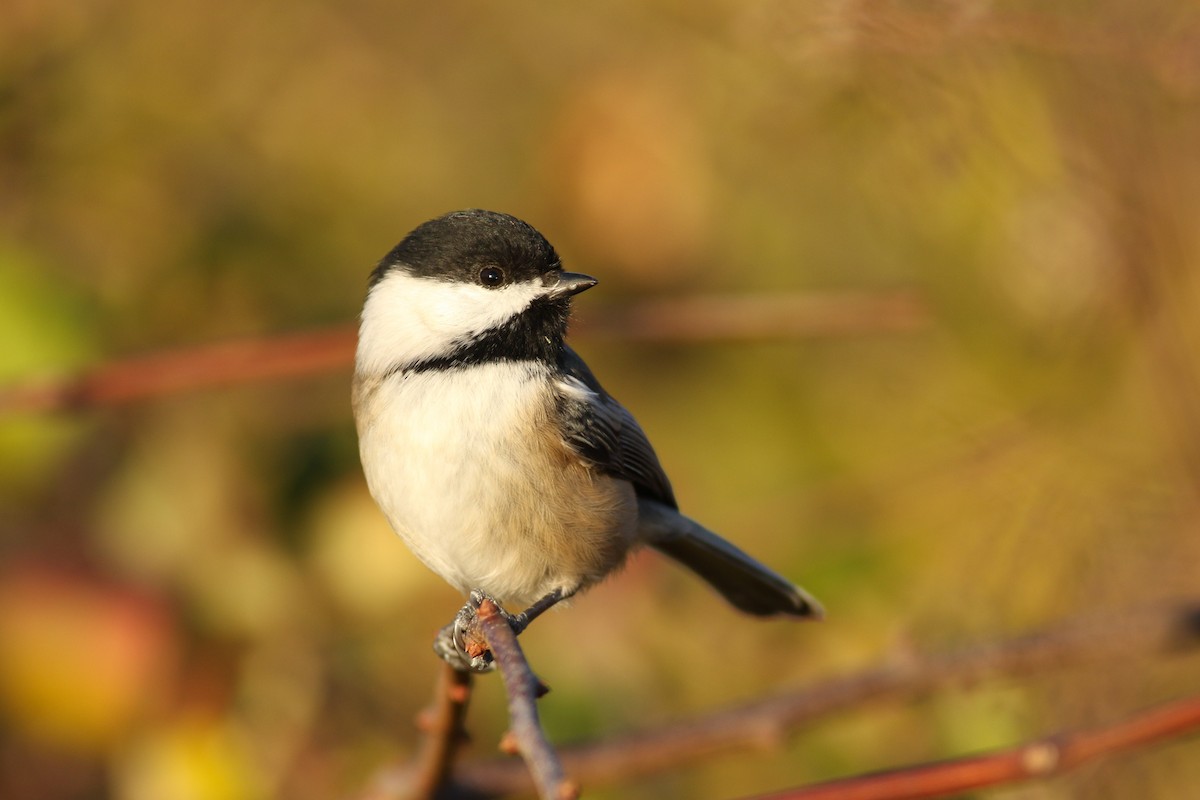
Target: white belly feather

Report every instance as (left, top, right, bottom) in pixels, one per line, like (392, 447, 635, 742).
(355, 363, 636, 607)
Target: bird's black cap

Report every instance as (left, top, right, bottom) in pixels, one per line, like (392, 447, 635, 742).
(370, 209, 562, 289)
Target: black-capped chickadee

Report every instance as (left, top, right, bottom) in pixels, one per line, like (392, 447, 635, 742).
(353, 209, 822, 671)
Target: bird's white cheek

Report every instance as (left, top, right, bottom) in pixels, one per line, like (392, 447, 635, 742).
(355, 271, 546, 372)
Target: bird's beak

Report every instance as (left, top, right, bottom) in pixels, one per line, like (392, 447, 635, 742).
(545, 271, 598, 299)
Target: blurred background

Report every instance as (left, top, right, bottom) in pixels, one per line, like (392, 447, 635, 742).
(3, 1, 1200, 798)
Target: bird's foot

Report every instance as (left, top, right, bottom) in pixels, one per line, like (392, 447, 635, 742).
(432, 588, 564, 673)
(432, 590, 515, 673)
(433, 608, 488, 673)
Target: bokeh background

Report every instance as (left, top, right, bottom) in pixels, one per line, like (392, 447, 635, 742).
(3, 2, 1200, 798)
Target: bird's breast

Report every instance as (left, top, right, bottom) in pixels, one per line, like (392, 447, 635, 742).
(354, 363, 637, 606)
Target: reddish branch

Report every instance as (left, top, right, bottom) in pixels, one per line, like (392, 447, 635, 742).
(0, 291, 926, 415)
(357, 663, 474, 800)
(0, 327, 356, 414)
(415, 601, 1200, 798)
(744, 694, 1200, 800)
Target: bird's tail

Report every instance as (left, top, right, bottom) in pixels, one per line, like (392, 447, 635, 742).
(638, 498, 824, 619)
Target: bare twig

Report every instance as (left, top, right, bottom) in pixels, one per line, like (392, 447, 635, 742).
(743, 693, 1200, 800)
(0, 327, 356, 414)
(0, 291, 927, 415)
(355, 663, 475, 800)
(427, 601, 1200, 798)
(474, 599, 579, 800)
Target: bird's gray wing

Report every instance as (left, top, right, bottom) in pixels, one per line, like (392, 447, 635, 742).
(554, 346, 677, 508)
(556, 348, 822, 619)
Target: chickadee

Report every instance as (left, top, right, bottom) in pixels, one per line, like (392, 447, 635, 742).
(353, 209, 822, 671)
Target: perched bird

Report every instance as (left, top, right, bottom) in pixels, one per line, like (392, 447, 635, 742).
(352, 209, 821, 671)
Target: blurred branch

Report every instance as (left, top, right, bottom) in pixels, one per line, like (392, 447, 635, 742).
(744, 693, 1200, 800)
(397, 600, 1200, 798)
(0, 327, 357, 414)
(0, 291, 927, 416)
(356, 664, 474, 800)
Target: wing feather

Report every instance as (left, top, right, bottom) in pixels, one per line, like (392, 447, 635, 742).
(554, 346, 677, 508)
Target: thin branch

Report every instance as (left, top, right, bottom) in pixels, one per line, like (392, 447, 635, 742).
(0, 327, 356, 414)
(425, 601, 1200, 798)
(0, 291, 927, 415)
(473, 598, 579, 800)
(355, 663, 475, 800)
(743, 693, 1200, 800)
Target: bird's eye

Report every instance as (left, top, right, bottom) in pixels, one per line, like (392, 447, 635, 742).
(478, 266, 505, 287)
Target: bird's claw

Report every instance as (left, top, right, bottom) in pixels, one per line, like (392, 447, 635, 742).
(433, 590, 520, 673)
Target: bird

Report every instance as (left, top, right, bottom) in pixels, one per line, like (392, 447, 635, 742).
(352, 209, 822, 671)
